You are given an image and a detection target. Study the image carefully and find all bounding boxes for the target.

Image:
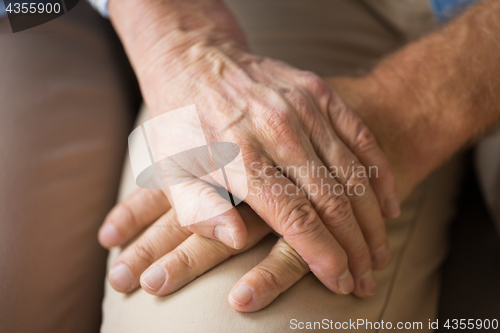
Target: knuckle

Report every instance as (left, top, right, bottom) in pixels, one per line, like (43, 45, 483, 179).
(114, 201, 139, 232)
(301, 71, 329, 96)
(345, 163, 372, 203)
(133, 239, 157, 264)
(172, 247, 196, 272)
(346, 163, 370, 189)
(239, 143, 261, 165)
(353, 122, 378, 153)
(329, 98, 349, 114)
(255, 265, 283, 291)
(274, 240, 309, 273)
(280, 200, 319, 236)
(323, 194, 353, 229)
(251, 169, 286, 202)
(264, 108, 298, 144)
(349, 242, 371, 266)
(288, 89, 310, 113)
(253, 182, 276, 205)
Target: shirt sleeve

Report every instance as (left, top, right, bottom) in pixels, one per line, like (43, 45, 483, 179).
(429, 0, 479, 22)
(87, 0, 110, 17)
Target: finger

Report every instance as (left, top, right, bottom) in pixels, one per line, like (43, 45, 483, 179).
(185, 209, 249, 250)
(228, 238, 309, 312)
(325, 88, 400, 219)
(99, 189, 171, 248)
(273, 143, 378, 297)
(108, 209, 191, 293)
(302, 113, 391, 270)
(280, 86, 391, 270)
(245, 160, 354, 295)
(140, 204, 272, 295)
(328, 143, 391, 270)
(162, 157, 248, 249)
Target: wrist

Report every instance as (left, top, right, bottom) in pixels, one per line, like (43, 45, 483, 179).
(108, 0, 251, 116)
(108, 0, 248, 72)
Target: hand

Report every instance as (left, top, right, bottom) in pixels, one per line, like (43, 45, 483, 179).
(99, 72, 422, 310)
(100, 188, 379, 313)
(107, 0, 400, 297)
(98, 69, 436, 310)
(103, 0, 500, 309)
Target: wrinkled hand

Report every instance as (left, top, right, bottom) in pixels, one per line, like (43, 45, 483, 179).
(107, 53, 399, 296)
(107, 0, 400, 297)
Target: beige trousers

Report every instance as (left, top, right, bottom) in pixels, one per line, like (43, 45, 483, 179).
(101, 1, 463, 332)
(0, 3, 139, 333)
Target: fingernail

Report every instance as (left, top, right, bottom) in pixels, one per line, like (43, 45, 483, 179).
(109, 263, 134, 292)
(99, 223, 121, 247)
(360, 270, 377, 296)
(384, 194, 401, 219)
(214, 225, 236, 248)
(141, 266, 167, 291)
(230, 284, 253, 306)
(337, 271, 354, 294)
(371, 245, 391, 269)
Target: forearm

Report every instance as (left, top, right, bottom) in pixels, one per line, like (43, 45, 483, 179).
(107, 0, 248, 113)
(329, 0, 500, 199)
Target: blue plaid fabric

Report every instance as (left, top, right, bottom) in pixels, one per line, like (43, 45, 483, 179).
(429, 0, 478, 21)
